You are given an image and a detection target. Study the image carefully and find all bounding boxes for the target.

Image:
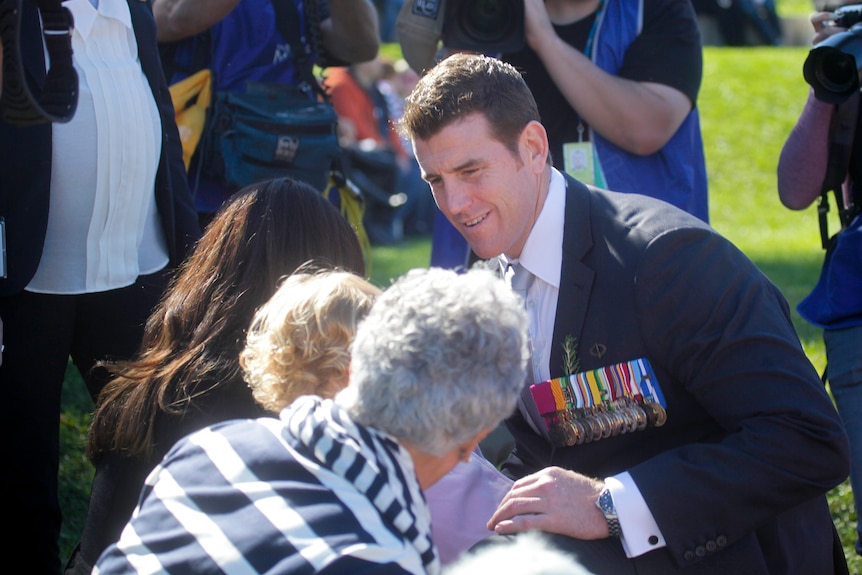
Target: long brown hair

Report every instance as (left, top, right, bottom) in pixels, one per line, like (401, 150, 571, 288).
(87, 178, 366, 462)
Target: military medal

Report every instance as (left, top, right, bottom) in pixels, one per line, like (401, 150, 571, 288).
(529, 356, 669, 448)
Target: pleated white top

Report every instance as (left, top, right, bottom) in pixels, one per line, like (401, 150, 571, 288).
(27, 0, 169, 295)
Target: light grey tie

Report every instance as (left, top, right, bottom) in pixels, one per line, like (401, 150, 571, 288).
(509, 263, 547, 438)
(510, 262, 534, 301)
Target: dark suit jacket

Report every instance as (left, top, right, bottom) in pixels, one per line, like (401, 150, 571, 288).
(0, 0, 200, 296)
(502, 175, 850, 573)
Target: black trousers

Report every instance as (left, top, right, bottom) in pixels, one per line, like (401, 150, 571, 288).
(0, 269, 169, 575)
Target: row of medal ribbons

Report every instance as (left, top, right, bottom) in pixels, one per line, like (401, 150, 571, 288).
(529, 357, 668, 448)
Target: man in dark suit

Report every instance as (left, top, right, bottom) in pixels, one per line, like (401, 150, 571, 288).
(0, 1, 200, 572)
(399, 53, 851, 574)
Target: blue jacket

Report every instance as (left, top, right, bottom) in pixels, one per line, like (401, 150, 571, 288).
(798, 212, 862, 329)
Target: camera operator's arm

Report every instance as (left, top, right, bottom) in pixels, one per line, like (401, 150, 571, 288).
(777, 91, 833, 210)
(152, 0, 241, 42)
(523, 0, 695, 156)
(154, 0, 378, 62)
(778, 10, 846, 210)
(320, 0, 379, 63)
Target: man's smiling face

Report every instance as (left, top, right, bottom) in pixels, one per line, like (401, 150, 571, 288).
(413, 113, 545, 260)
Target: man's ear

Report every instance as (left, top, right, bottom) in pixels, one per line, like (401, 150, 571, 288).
(521, 120, 550, 174)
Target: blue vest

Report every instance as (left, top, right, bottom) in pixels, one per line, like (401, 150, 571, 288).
(591, 0, 709, 223)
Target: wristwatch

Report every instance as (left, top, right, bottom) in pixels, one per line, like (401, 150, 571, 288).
(595, 486, 622, 538)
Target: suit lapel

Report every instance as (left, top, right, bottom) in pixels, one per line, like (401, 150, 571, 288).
(126, 0, 161, 96)
(550, 175, 595, 379)
(20, 4, 48, 94)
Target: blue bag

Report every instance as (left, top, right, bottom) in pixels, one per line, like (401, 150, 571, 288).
(202, 82, 339, 192)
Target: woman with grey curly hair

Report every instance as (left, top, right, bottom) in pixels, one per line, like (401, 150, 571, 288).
(339, 266, 530, 459)
(240, 268, 381, 412)
(95, 267, 529, 575)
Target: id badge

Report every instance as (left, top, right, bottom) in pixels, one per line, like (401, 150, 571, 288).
(563, 142, 596, 186)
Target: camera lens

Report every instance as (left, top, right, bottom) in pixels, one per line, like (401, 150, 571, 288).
(816, 52, 858, 93)
(442, 0, 525, 54)
(804, 25, 862, 104)
(459, 0, 517, 43)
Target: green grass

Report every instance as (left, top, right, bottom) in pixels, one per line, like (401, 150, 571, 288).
(700, 46, 831, 369)
(368, 236, 432, 288)
(778, 0, 817, 18)
(59, 46, 860, 570)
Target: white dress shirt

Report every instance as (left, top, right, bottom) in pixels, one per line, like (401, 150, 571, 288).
(502, 168, 666, 558)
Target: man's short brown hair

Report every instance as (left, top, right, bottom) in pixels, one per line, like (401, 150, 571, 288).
(398, 53, 541, 157)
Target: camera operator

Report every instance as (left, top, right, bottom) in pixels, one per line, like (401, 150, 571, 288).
(811, 2, 859, 43)
(777, 0, 862, 558)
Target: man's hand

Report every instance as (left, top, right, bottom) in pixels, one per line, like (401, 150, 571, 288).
(487, 466, 610, 540)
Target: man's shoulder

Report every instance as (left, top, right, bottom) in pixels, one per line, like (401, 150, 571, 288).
(566, 175, 704, 227)
(564, 176, 714, 251)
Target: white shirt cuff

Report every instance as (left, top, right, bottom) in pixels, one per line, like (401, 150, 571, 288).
(605, 473, 666, 557)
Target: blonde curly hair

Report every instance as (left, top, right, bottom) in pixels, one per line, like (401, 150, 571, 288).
(240, 269, 381, 413)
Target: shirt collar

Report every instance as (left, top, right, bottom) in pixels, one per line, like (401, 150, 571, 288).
(502, 168, 566, 288)
(64, 0, 133, 39)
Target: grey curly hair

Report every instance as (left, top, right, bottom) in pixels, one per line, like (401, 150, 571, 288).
(338, 267, 529, 456)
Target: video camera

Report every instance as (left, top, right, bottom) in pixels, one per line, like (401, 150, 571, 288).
(0, 0, 78, 125)
(397, 0, 524, 74)
(803, 3, 862, 103)
(443, 0, 524, 54)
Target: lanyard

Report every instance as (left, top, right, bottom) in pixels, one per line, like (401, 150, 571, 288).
(577, 0, 605, 141)
(584, 0, 605, 59)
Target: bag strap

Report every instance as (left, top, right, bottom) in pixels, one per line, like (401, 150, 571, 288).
(271, 0, 327, 100)
(818, 90, 859, 249)
(0, 0, 78, 125)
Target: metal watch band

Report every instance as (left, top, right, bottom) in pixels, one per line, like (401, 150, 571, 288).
(596, 487, 622, 538)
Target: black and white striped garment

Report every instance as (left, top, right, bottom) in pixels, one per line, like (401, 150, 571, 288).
(93, 396, 441, 575)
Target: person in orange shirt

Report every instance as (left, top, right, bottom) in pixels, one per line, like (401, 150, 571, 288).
(326, 59, 435, 244)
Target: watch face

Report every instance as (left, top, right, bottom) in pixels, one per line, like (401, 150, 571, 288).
(597, 489, 617, 517)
